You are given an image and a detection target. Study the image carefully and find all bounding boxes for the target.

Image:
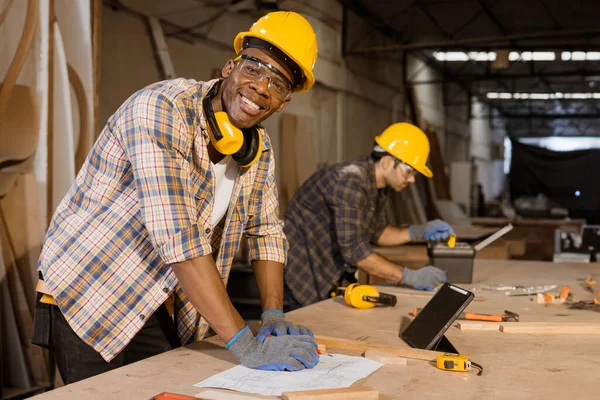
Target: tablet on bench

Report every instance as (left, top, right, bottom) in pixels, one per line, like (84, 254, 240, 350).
(400, 282, 474, 354)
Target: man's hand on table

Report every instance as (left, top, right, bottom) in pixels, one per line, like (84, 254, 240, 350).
(256, 309, 314, 341)
(226, 326, 319, 371)
(400, 265, 446, 291)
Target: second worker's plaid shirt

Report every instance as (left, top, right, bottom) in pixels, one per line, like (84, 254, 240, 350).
(283, 157, 389, 308)
(38, 78, 287, 362)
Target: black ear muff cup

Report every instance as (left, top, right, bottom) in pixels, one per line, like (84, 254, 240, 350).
(232, 128, 261, 167)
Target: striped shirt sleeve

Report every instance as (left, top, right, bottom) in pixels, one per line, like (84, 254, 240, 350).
(372, 196, 388, 243)
(117, 91, 212, 264)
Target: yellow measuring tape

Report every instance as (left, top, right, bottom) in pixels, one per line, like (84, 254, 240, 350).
(436, 353, 483, 376)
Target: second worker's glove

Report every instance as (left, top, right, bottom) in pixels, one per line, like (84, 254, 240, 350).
(226, 326, 319, 371)
(256, 309, 314, 341)
(409, 219, 454, 241)
(400, 266, 446, 291)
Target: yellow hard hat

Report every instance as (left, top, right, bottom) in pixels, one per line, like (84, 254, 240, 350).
(234, 11, 318, 92)
(374, 122, 433, 178)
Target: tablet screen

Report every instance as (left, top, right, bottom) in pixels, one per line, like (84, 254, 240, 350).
(400, 283, 474, 350)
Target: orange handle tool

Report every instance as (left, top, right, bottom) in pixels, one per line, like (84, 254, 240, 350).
(412, 308, 504, 322)
(560, 286, 570, 299)
(463, 312, 503, 322)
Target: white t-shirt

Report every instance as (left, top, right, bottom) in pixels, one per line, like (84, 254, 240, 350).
(211, 156, 239, 227)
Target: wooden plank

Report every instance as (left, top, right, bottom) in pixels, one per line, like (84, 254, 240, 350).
(408, 184, 426, 223)
(500, 322, 600, 334)
(453, 225, 498, 241)
(0, 174, 40, 313)
(47, 0, 55, 228)
(0, 174, 51, 387)
(507, 239, 527, 257)
(147, 16, 175, 79)
(0, 85, 40, 167)
(363, 348, 407, 365)
(470, 217, 586, 228)
(0, 0, 39, 122)
(475, 242, 510, 260)
(423, 126, 451, 200)
(313, 335, 441, 361)
(91, 0, 102, 138)
(282, 387, 379, 400)
(195, 388, 267, 399)
(279, 113, 298, 215)
(456, 321, 501, 331)
(0, 0, 15, 26)
(373, 245, 428, 262)
(68, 64, 91, 173)
(0, 243, 34, 389)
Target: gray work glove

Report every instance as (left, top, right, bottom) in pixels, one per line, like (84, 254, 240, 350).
(226, 326, 319, 371)
(409, 219, 454, 241)
(256, 309, 314, 341)
(400, 266, 446, 291)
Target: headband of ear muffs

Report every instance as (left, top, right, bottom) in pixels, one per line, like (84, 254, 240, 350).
(202, 82, 263, 168)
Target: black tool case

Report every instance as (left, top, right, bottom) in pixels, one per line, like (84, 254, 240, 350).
(427, 243, 476, 283)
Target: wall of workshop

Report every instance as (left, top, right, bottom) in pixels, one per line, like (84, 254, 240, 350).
(99, 1, 502, 211)
(445, 82, 471, 164)
(407, 55, 507, 208)
(99, 1, 404, 195)
(0, 0, 49, 233)
(406, 55, 470, 170)
(470, 100, 505, 201)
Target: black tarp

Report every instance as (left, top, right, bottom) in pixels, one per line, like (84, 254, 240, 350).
(509, 139, 600, 223)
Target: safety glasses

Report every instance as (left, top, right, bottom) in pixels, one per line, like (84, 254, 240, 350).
(398, 161, 417, 178)
(234, 54, 293, 101)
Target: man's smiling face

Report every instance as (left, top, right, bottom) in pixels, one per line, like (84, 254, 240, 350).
(219, 47, 293, 129)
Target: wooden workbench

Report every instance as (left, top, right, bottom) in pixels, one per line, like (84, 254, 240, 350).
(31, 260, 600, 400)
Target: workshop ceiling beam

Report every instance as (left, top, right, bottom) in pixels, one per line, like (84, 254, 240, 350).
(407, 69, 600, 84)
(490, 113, 600, 119)
(351, 27, 600, 54)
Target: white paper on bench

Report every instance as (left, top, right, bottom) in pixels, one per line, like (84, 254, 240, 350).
(193, 353, 383, 396)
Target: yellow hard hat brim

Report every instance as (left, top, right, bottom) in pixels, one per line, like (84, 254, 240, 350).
(416, 165, 433, 178)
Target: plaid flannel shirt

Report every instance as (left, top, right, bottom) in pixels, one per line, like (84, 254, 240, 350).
(38, 78, 287, 362)
(283, 157, 389, 308)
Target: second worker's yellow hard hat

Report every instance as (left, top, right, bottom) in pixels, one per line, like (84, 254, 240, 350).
(374, 122, 433, 178)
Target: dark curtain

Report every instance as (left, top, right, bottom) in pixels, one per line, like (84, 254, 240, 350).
(509, 139, 600, 223)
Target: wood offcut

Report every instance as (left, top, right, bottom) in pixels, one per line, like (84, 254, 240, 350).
(314, 335, 440, 361)
(282, 386, 379, 400)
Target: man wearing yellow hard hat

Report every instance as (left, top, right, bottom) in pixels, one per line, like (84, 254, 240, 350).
(32, 12, 319, 382)
(283, 123, 454, 309)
